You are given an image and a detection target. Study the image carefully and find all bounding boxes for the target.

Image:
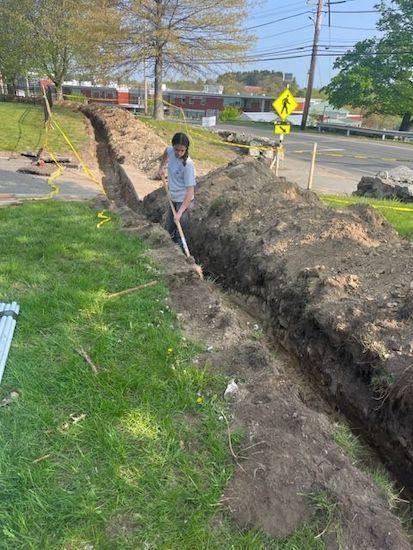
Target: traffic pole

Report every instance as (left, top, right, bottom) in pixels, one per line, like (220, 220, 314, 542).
(301, 0, 323, 130)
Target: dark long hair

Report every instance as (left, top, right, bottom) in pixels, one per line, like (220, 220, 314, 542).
(172, 132, 190, 166)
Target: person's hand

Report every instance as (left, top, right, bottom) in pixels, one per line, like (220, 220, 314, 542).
(174, 211, 182, 224)
(158, 168, 166, 180)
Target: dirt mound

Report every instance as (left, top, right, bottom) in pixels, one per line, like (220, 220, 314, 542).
(81, 105, 166, 176)
(143, 157, 413, 494)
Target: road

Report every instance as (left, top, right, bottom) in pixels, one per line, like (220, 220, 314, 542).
(216, 123, 413, 193)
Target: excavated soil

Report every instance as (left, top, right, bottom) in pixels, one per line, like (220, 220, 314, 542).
(84, 106, 413, 548)
(143, 159, 413, 495)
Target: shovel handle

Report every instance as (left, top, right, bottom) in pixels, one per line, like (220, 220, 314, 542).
(161, 176, 191, 258)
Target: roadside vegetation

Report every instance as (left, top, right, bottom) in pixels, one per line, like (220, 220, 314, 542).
(320, 195, 413, 240)
(0, 102, 88, 154)
(140, 117, 237, 168)
(0, 201, 331, 548)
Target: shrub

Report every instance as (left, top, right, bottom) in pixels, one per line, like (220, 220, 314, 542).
(219, 106, 241, 122)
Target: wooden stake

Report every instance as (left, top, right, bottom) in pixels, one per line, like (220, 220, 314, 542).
(108, 280, 157, 298)
(307, 142, 318, 190)
(275, 150, 280, 176)
(33, 454, 50, 464)
(270, 149, 277, 171)
(75, 347, 99, 374)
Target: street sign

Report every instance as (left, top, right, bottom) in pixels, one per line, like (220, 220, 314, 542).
(272, 89, 298, 121)
(274, 123, 291, 134)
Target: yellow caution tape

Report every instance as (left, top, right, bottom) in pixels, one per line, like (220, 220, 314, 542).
(322, 196, 413, 213)
(292, 148, 413, 164)
(189, 126, 280, 152)
(39, 88, 111, 227)
(96, 210, 111, 228)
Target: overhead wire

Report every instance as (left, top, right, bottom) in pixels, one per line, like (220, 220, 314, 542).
(245, 11, 314, 31)
(255, 24, 314, 41)
(248, 1, 312, 21)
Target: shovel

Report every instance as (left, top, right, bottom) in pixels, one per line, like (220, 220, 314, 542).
(161, 176, 203, 279)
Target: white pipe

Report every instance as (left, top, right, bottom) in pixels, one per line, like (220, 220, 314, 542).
(0, 302, 20, 384)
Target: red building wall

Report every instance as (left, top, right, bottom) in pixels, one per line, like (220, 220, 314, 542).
(117, 90, 130, 103)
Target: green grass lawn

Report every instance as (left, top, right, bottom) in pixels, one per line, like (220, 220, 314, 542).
(0, 202, 327, 549)
(320, 195, 413, 239)
(140, 117, 236, 167)
(0, 102, 88, 154)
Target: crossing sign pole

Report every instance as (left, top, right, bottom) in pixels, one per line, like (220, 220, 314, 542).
(271, 88, 298, 174)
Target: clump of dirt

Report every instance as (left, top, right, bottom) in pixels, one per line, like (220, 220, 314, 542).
(143, 157, 413, 495)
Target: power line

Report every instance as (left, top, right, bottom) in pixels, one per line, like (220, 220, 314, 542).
(245, 11, 313, 31)
(330, 9, 379, 13)
(196, 48, 413, 64)
(249, 2, 311, 22)
(256, 24, 314, 40)
(326, 24, 377, 30)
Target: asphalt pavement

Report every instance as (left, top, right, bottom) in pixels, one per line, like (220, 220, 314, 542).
(216, 123, 413, 194)
(0, 154, 101, 204)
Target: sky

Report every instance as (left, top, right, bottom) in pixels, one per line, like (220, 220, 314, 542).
(237, 0, 381, 88)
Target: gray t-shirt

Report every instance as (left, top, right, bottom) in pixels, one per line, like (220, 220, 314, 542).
(167, 146, 196, 202)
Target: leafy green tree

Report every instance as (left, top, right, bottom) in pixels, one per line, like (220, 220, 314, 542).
(164, 79, 204, 91)
(324, 0, 413, 130)
(216, 70, 299, 96)
(0, 0, 34, 93)
(118, 0, 256, 119)
(0, 0, 120, 99)
(32, 0, 121, 99)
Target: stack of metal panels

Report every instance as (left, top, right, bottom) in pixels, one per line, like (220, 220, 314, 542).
(0, 302, 20, 385)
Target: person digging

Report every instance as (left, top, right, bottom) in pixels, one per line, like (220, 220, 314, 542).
(158, 132, 202, 279)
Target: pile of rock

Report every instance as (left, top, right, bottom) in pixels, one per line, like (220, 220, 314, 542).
(213, 129, 279, 159)
(354, 165, 413, 202)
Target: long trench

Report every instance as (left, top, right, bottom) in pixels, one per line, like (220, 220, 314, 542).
(84, 108, 413, 509)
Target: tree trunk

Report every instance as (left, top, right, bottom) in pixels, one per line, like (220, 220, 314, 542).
(154, 52, 164, 120)
(55, 82, 63, 100)
(399, 112, 413, 131)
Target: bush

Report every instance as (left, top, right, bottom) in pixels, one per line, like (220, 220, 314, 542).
(219, 106, 241, 122)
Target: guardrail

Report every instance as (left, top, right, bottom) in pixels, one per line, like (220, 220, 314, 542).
(317, 122, 413, 141)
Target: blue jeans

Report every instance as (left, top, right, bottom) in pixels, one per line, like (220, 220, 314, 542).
(165, 201, 192, 251)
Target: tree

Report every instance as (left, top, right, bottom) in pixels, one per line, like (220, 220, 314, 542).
(118, 0, 255, 119)
(323, 0, 413, 131)
(0, 0, 34, 94)
(0, 0, 121, 99)
(31, 0, 121, 99)
(216, 70, 299, 96)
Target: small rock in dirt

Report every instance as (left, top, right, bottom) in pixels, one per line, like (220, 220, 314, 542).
(275, 221, 288, 233)
(224, 379, 239, 400)
(0, 391, 19, 407)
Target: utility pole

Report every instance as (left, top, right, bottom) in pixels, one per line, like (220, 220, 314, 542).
(301, 0, 323, 130)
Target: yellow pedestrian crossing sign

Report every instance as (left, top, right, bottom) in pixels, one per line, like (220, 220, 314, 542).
(274, 123, 291, 134)
(272, 89, 298, 120)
